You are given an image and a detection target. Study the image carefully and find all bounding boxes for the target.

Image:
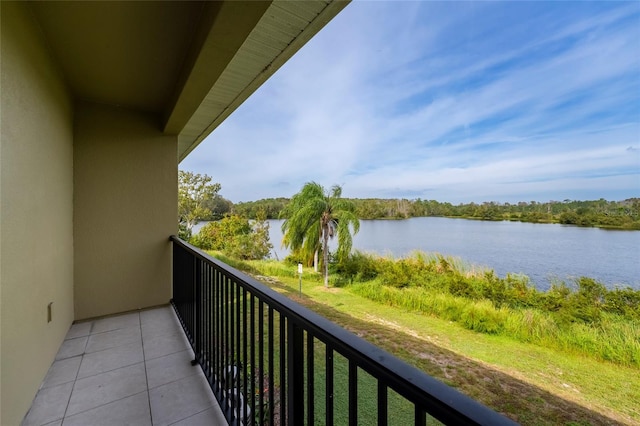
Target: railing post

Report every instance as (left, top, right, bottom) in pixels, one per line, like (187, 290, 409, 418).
(287, 319, 304, 424)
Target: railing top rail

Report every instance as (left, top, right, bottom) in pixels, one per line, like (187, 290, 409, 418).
(170, 235, 517, 425)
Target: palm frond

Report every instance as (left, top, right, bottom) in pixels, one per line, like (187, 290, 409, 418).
(281, 182, 360, 278)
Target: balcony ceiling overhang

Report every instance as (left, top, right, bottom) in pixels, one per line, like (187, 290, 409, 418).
(29, 0, 348, 161)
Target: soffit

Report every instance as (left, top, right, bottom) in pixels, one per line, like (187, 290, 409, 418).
(173, 0, 349, 161)
(30, 1, 205, 113)
(28, 0, 349, 160)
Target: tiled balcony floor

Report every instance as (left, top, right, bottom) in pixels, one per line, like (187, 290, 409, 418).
(22, 305, 227, 426)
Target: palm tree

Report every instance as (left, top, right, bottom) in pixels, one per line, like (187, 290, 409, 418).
(281, 182, 360, 288)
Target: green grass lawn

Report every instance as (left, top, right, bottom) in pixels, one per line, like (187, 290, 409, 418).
(215, 255, 639, 425)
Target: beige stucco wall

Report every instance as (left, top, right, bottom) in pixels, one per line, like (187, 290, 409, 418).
(0, 2, 75, 424)
(73, 102, 177, 320)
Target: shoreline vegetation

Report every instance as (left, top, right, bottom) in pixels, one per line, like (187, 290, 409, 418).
(207, 250, 640, 425)
(220, 250, 640, 368)
(230, 197, 640, 230)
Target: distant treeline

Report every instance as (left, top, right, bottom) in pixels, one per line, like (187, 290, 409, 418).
(229, 197, 640, 229)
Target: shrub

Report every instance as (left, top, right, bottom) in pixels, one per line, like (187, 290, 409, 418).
(191, 215, 272, 260)
(539, 282, 571, 312)
(604, 286, 640, 319)
(335, 250, 378, 282)
(503, 273, 538, 308)
(448, 276, 476, 298)
(378, 258, 415, 288)
(178, 222, 192, 241)
(191, 215, 250, 250)
(565, 277, 606, 324)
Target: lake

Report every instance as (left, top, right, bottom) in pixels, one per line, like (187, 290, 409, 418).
(261, 217, 640, 290)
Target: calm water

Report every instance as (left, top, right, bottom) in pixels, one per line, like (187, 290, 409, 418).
(263, 217, 640, 290)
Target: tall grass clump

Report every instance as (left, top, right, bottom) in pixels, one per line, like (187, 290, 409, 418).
(460, 300, 508, 334)
(209, 251, 260, 275)
(341, 251, 640, 368)
(208, 251, 323, 282)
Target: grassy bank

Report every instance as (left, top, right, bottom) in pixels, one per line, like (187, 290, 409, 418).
(212, 252, 640, 425)
(225, 250, 640, 368)
(336, 251, 640, 368)
(350, 282, 640, 368)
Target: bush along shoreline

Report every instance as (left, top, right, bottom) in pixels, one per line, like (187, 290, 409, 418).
(215, 249, 640, 369)
(334, 251, 640, 368)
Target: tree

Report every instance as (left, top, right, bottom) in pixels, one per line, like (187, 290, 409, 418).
(178, 171, 221, 239)
(230, 209, 273, 260)
(280, 182, 360, 288)
(190, 214, 272, 260)
(203, 195, 232, 220)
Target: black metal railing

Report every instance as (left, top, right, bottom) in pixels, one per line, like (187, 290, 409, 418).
(170, 236, 517, 426)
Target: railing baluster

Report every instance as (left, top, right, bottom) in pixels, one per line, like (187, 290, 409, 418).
(191, 255, 196, 345)
(215, 268, 221, 394)
(224, 275, 230, 410)
(194, 258, 202, 364)
(349, 360, 357, 426)
(170, 236, 517, 426)
(189, 253, 194, 343)
(258, 299, 264, 426)
(268, 307, 274, 425)
(250, 294, 256, 426)
(230, 278, 236, 417)
(287, 320, 304, 424)
(279, 314, 286, 426)
(210, 266, 216, 385)
(415, 405, 426, 426)
(326, 346, 334, 426)
(242, 288, 248, 425)
(204, 262, 209, 370)
(307, 332, 315, 426)
(378, 382, 387, 426)
(235, 282, 241, 422)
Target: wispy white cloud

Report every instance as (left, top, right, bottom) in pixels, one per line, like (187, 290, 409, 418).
(181, 1, 640, 203)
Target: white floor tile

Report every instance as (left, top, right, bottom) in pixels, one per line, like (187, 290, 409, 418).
(24, 306, 226, 426)
(92, 312, 140, 334)
(142, 331, 190, 360)
(145, 350, 198, 390)
(21, 382, 73, 426)
(41, 356, 82, 389)
(62, 391, 151, 426)
(55, 337, 88, 361)
(141, 317, 182, 340)
(85, 326, 141, 353)
(66, 363, 147, 416)
(140, 306, 175, 325)
(149, 374, 217, 426)
(77, 342, 144, 379)
(170, 406, 227, 426)
(65, 322, 92, 340)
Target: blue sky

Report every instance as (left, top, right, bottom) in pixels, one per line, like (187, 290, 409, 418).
(181, 1, 640, 204)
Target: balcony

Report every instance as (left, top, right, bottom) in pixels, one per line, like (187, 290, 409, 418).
(2, 2, 353, 423)
(23, 238, 514, 426)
